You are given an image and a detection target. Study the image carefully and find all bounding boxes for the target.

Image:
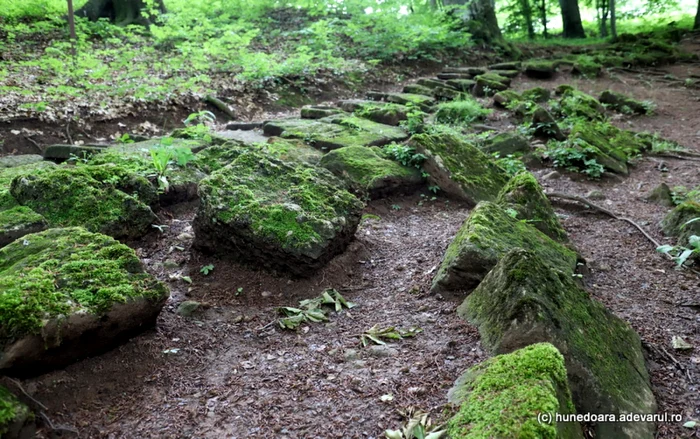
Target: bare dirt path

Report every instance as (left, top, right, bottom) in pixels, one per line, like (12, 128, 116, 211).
(27, 196, 485, 439)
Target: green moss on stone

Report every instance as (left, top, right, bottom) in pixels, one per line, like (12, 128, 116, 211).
(0, 227, 168, 344)
(0, 206, 47, 247)
(448, 343, 581, 439)
(554, 88, 606, 121)
(493, 90, 522, 108)
(9, 165, 157, 239)
(432, 202, 577, 293)
(572, 56, 603, 77)
(434, 98, 492, 125)
(460, 249, 656, 439)
(599, 90, 650, 115)
(195, 149, 364, 268)
(521, 87, 551, 103)
(524, 60, 558, 78)
(0, 161, 56, 210)
(497, 172, 568, 243)
(263, 117, 408, 151)
(409, 132, 508, 204)
(661, 201, 700, 245)
(319, 146, 422, 197)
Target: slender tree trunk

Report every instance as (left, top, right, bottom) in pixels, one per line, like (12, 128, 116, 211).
(597, 0, 609, 37)
(539, 0, 548, 38)
(558, 0, 586, 38)
(694, 0, 699, 29)
(610, 0, 617, 40)
(520, 0, 536, 39)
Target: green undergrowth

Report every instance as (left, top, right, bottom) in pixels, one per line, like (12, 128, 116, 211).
(0, 227, 167, 344)
(434, 97, 492, 125)
(0, 1, 473, 121)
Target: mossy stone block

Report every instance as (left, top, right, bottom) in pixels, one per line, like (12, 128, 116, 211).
(445, 79, 476, 92)
(0, 155, 44, 169)
(263, 117, 408, 151)
(521, 87, 551, 103)
(488, 69, 520, 78)
(599, 90, 649, 115)
(460, 249, 656, 439)
(9, 164, 158, 239)
(319, 146, 423, 198)
(447, 343, 583, 439)
(431, 202, 577, 294)
(555, 88, 606, 121)
(193, 150, 364, 277)
(300, 106, 344, 119)
(0, 161, 56, 210)
(0, 227, 169, 376)
(496, 172, 568, 243)
(482, 132, 530, 156)
(409, 132, 508, 205)
(524, 60, 559, 79)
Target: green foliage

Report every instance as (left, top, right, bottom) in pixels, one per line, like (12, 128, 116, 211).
(383, 144, 427, 168)
(200, 264, 214, 275)
(434, 98, 492, 125)
(543, 139, 606, 178)
(493, 154, 527, 176)
(150, 137, 196, 193)
(657, 226, 700, 267)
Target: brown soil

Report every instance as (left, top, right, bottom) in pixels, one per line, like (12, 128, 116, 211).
(6, 36, 700, 439)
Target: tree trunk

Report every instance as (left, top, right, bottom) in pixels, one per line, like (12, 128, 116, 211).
(558, 0, 586, 38)
(610, 0, 617, 40)
(75, 0, 165, 26)
(539, 0, 548, 38)
(696, 0, 700, 29)
(444, 0, 504, 44)
(520, 0, 536, 39)
(596, 0, 608, 37)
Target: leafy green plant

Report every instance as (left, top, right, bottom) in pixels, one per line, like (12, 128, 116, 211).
(399, 105, 427, 135)
(434, 98, 491, 125)
(149, 137, 195, 192)
(494, 153, 527, 176)
(116, 133, 135, 144)
(200, 264, 214, 275)
(359, 325, 422, 347)
(543, 139, 605, 178)
(384, 144, 427, 168)
(657, 218, 700, 267)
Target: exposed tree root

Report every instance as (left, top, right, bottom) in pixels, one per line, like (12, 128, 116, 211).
(547, 192, 700, 276)
(205, 95, 236, 120)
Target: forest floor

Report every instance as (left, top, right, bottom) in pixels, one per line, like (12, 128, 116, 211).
(7, 36, 700, 439)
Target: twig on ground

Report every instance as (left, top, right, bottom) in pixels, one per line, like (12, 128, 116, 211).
(547, 192, 660, 247)
(547, 192, 700, 276)
(651, 153, 700, 161)
(204, 95, 236, 120)
(23, 136, 42, 153)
